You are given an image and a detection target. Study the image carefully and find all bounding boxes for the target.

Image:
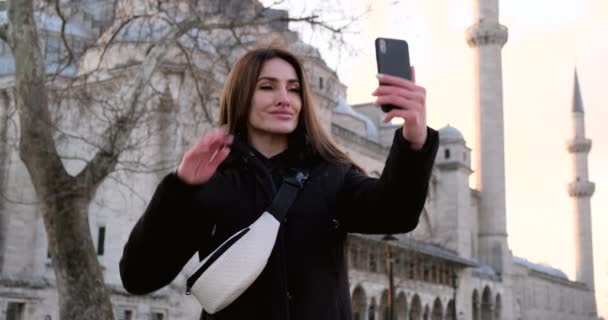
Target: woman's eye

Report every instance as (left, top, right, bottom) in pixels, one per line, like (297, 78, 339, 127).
(289, 87, 301, 93)
(259, 85, 273, 90)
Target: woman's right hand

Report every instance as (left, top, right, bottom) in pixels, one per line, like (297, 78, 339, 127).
(177, 127, 233, 185)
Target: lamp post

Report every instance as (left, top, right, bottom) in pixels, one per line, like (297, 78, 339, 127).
(383, 234, 398, 320)
(452, 270, 458, 320)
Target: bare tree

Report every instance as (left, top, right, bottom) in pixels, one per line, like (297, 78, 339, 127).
(0, 0, 363, 319)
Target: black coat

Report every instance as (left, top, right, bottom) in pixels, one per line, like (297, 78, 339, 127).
(119, 127, 439, 320)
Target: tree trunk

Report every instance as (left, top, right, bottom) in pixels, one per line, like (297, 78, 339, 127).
(6, 1, 115, 319)
(44, 188, 115, 320)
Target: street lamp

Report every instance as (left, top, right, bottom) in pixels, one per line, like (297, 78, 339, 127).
(383, 234, 398, 320)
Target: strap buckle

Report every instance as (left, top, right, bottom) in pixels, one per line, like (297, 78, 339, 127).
(283, 171, 309, 189)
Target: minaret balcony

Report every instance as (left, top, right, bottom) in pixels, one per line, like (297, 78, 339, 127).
(566, 138, 592, 153)
(567, 181, 596, 197)
(465, 22, 508, 48)
(435, 161, 473, 174)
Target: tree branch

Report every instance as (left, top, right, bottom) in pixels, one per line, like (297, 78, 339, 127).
(95, 14, 145, 70)
(77, 15, 205, 190)
(76, 8, 357, 191)
(9, 0, 73, 200)
(55, 0, 73, 63)
(176, 42, 214, 123)
(49, 0, 74, 78)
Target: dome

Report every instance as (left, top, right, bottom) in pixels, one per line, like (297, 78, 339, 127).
(289, 41, 322, 60)
(439, 124, 465, 144)
(513, 256, 569, 280)
(333, 96, 379, 142)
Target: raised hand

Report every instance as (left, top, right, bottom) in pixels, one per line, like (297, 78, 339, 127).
(372, 66, 427, 150)
(177, 127, 233, 185)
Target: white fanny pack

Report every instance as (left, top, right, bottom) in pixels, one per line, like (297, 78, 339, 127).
(185, 170, 308, 314)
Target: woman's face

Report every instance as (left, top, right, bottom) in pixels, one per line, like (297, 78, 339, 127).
(248, 58, 302, 137)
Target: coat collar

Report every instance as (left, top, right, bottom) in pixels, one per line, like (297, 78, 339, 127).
(222, 131, 319, 172)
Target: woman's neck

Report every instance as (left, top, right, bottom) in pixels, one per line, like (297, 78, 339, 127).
(247, 129, 289, 159)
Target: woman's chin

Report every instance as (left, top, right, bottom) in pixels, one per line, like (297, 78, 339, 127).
(264, 124, 297, 135)
(270, 128, 296, 135)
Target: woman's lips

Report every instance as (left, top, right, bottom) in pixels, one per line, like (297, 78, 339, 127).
(269, 111, 293, 119)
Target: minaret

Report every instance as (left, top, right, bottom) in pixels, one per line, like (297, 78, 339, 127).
(566, 71, 597, 299)
(465, 0, 510, 275)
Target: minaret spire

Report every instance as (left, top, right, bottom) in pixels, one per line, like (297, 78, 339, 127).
(573, 69, 584, 113)
(566, 71, 597, 316)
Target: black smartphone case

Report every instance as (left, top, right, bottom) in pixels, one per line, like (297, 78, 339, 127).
(375, 38, 411, 112)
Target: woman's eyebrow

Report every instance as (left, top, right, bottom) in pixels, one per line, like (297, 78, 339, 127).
(257, 76, 299, 83)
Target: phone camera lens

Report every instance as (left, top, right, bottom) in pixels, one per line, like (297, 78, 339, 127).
(379, 39, 386, 54)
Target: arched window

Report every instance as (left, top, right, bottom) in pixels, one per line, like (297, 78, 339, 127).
(97, 226, 106, 256)
(368, 298, 377, 320)
(472, 289, 479, 320)
(444, 149, 451, 159)
(417, 261, 424, 281)
(431, 298, 443, 320)
(446, 299, 455, 320)
(516, 298, 523, 320)
(395, 292, 408, 320)
(410, 295, 422, 320)
(401, 257, 409, 279)
(350, 244, 359, 269)
(481, 287, 492, 320)
(352, 286, 367, 320)
(495, 294, 502, 320)
(381, 290, 389, 320)
(369, 252, 377, 272)
(45, 36, 62, 63)
(408, 261, 415, 279)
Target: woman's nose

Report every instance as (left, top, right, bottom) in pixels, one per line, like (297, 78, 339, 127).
(276, 89, 290, 106)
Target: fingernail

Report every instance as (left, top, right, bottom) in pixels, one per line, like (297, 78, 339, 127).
(376, 73, 384, 79)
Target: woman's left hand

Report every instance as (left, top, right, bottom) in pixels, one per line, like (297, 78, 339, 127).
(372, 67, 427, 150)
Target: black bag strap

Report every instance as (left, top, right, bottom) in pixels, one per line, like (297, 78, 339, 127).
(266, 170, 309, 222)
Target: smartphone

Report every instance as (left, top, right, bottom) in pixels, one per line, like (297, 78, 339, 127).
(375, 38, 411, 112)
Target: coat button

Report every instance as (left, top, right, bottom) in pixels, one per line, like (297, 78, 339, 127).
(287, 291, 293, 300)
(332, 219, 340, 230)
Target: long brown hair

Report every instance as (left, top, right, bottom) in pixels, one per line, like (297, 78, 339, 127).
(219, 47, 363, 172)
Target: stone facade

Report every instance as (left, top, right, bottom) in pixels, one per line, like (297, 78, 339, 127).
(0, 1, 600, 320)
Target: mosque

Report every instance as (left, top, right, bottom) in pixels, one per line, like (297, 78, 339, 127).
(0, 0, 598, 319)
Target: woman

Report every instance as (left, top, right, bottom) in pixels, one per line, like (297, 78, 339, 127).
(120, 48, 438, 320)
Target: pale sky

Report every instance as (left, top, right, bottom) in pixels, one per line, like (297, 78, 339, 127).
(266, 0, 608, 316)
